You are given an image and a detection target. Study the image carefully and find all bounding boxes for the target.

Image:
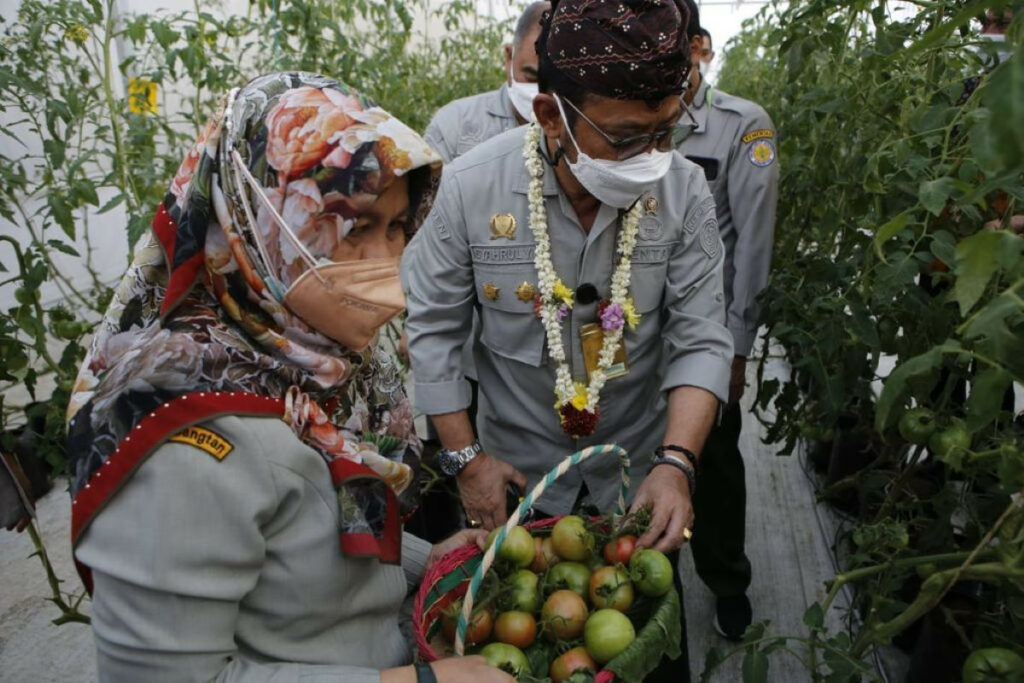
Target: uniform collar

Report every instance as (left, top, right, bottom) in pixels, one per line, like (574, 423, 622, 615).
(687, 79, 711, 135)
(487, 83, 518, 120)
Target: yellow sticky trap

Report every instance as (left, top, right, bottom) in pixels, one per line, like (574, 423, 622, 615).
(128, 77, 158, 115)
(170, 426, 234, 461)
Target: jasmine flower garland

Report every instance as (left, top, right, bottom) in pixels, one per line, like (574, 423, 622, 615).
(523, 123, 643, 438)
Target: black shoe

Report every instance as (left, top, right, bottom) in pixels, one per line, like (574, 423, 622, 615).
(713, 594, 752, 641)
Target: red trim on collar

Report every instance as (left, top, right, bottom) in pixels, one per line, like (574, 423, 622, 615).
(70, 391, 284, 591)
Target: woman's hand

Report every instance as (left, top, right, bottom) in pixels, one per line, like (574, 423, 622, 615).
(431, 656, 516, 682)
(427, 528, 489, 569)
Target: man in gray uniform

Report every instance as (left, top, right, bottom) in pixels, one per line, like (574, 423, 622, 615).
(675, 5, 779, 642)
(424, 2, 549, 163)
(405, 4, 731, 677)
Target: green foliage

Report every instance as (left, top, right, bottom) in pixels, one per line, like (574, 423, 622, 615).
(0, 0, 508, 477)
(711, 0, 1024, 679)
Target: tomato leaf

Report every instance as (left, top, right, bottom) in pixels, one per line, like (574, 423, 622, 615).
(876, 341, 962, 433)
(965, 366, 1012, 433)
(803, 602, 824, 630)
(953, 231, 1024, 316)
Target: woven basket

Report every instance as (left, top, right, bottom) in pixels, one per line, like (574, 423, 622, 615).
(411, 444, 682, 682)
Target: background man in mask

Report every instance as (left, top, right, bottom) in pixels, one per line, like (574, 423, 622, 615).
(404, 1, 733, 678)
(696, 27, 715, 79)
(423, 2, 550, 163)
(674, 2, 779, 643)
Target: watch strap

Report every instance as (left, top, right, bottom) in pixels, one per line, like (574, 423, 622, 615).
(656, 444, 699, 471)
(652, 453, 696, 495)
(416, 663, 438, 683)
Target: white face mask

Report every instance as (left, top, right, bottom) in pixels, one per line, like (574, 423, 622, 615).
(507, 63, 538, 121)
(554, 95, 674, 209)
(698, 60, 710, 77)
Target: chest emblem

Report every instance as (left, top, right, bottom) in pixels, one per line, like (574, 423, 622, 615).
(483, 282, 501, 301)
(490, 213, 517, 240)
(515, 281, 537, 302)
(642, 195, 659, 215)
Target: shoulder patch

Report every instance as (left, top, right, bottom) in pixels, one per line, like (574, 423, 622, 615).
(741, 129, 774, 144)
(432, 211, 450, 241)
(748, 139, 776, 167)
(169, 426, 234, 461)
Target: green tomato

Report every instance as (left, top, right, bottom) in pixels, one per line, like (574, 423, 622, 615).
(899, 407, 937, 445)
(14, 286, 39, 306)
(629, 549, 674, 596)
(487, 525, 536, 568)
(551, 515, 595, 561)
(505, 569, 540, 612)
(544, 561, 591, 598)
(479, 642, 530, 677)
(629, 549, 674, 597)
(962, 647, 1024, 683)
(583, 608, 636, 664)
(929, 418, 971, 466)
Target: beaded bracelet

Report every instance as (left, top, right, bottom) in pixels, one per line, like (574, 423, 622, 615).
(651, 453, 696, 495)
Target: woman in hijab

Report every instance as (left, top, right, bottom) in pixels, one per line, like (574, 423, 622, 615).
(65, 72, 511, 683)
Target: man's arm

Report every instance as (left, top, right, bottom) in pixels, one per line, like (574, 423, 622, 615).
(726, 109, 779, 361)
(632, 173, 733, 552)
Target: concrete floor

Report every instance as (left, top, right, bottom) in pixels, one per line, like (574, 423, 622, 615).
(0, 357, 859, 682)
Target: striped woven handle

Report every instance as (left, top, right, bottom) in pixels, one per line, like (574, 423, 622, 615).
(454, 443, 630, 655)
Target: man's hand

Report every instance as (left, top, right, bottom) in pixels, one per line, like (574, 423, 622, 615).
(729, 355, 747, 404)
(632, 465, 693, 552)
(427, 528, 489, 569)
(457, 452, 527, 531)
(431, 656, 516, 682)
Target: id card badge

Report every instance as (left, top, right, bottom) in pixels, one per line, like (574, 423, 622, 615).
(580, 323, 629, 382)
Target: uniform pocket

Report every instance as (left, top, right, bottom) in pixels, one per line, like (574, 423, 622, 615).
(630, 241, 676, 313)
(474, 264, 546, 367)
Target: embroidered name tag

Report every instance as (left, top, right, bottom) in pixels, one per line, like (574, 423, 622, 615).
(741, 128, 774, 144)
(169, 426, 234, 461)
(471, 244, 536, 265)
(633, 245, 672, 264)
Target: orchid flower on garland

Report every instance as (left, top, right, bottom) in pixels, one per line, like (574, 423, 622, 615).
(523, 123, 643, 439)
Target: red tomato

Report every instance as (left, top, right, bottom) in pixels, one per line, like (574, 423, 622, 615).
(441, 602, 493, 646)
(530, 536, 561, 573)
(603, 534, 638, 565)
(549, 646, 598, 682)
(541, 589, 588, 641)
(589, 565, 634, 612)
(493, 610, 537, 649)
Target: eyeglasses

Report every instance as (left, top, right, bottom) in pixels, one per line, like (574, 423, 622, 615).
(672, 101, 699, 147)
(560, 96, 679, 160)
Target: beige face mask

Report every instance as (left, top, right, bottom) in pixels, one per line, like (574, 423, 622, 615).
(228, 148, 406, 351)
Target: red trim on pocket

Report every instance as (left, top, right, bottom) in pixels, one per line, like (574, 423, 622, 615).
(327, 457, 401, 564)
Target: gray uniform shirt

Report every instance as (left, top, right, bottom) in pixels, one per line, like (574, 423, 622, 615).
(402, 126, 733, 515)
(423, 84, 522, 384)
(75, 415, 432, 683)
(423, 84, 519, 164)
(677, 80, 779, 356)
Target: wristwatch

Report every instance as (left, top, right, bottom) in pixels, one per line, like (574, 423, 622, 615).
(438, 441, 482, 476)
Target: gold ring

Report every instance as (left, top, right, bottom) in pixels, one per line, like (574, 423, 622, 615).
(682, 528, 693, 541)
(467, 518, 481, 528)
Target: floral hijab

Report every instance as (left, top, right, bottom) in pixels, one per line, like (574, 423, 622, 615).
(67, 72, 441, 564)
